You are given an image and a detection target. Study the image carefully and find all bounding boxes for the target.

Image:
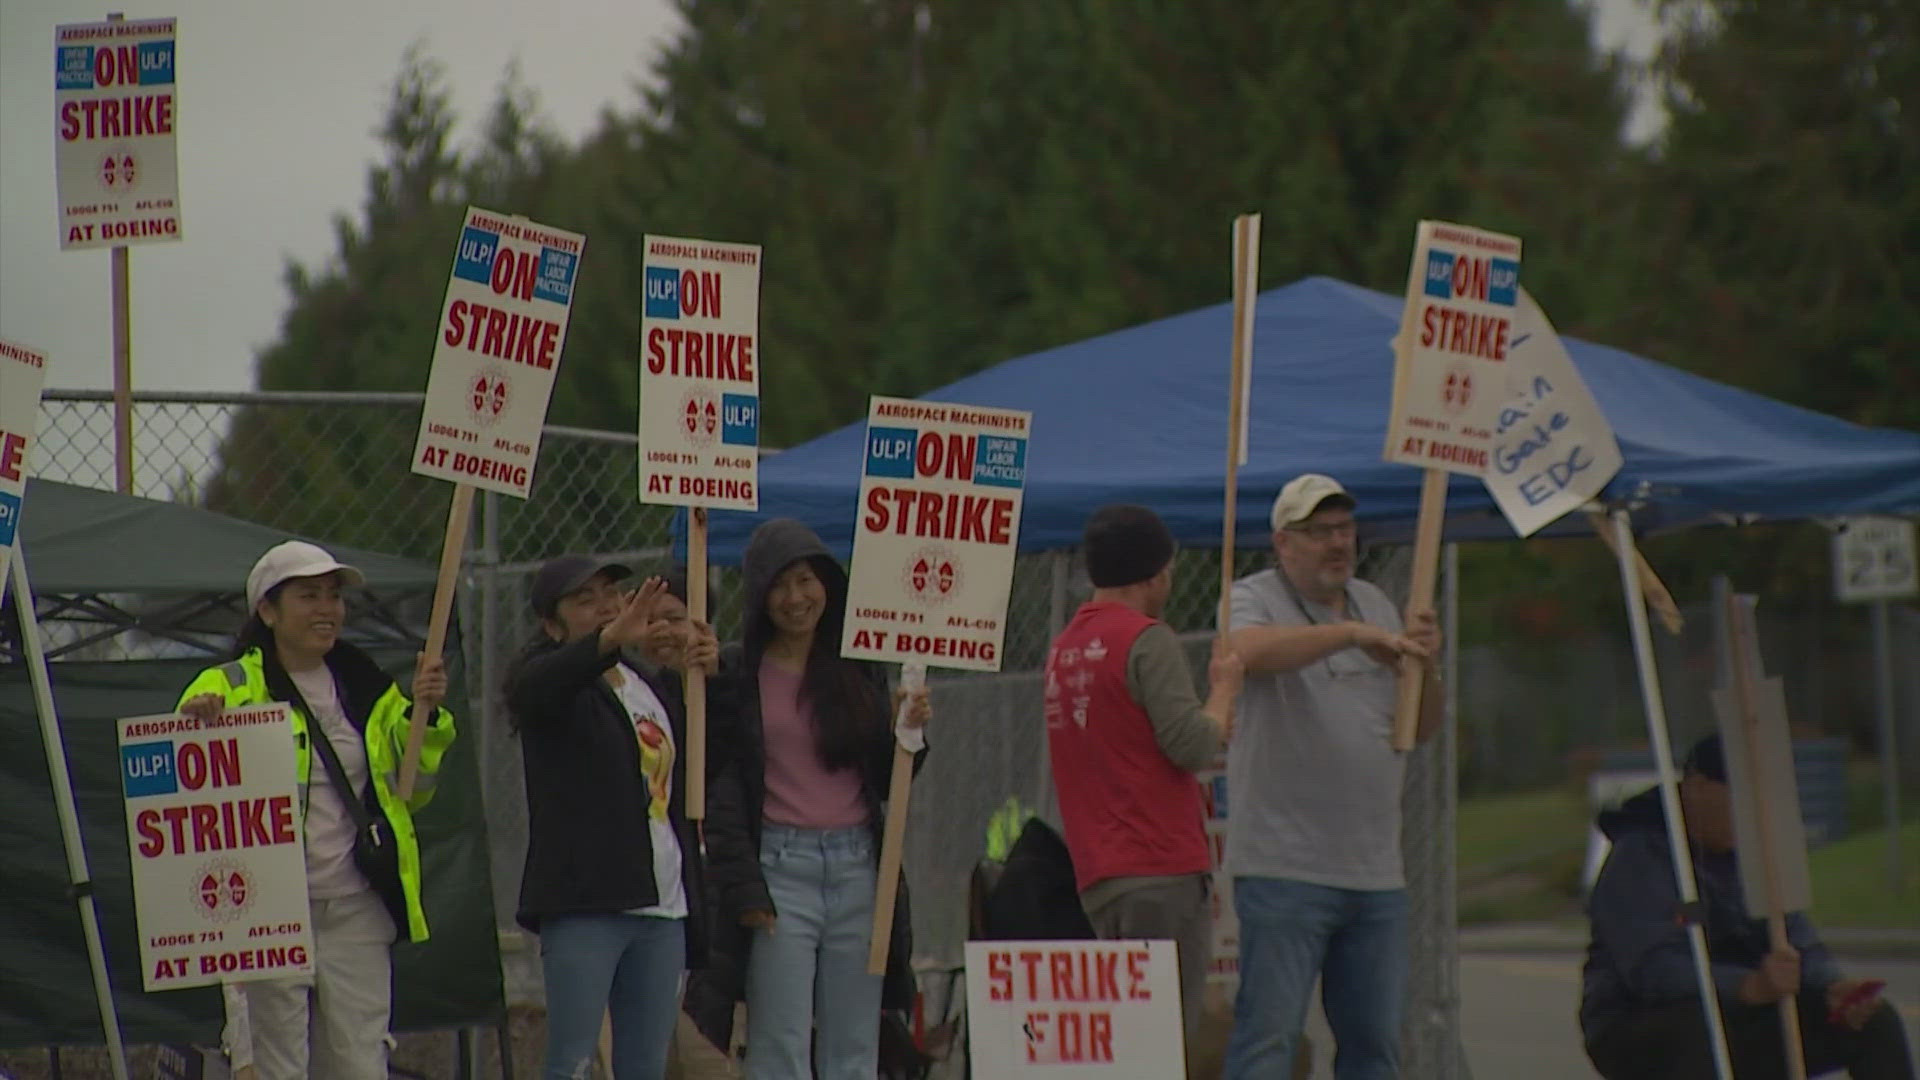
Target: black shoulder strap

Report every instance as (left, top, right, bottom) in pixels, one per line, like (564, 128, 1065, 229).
(282, 671, 378, 837)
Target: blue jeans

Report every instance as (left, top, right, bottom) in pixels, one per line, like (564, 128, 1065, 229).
(1225, 877, 1409, 1080)
(539, 912, 686, 1080)
(744, 824, 884, 1080)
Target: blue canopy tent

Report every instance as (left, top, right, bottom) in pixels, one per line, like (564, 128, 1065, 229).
(691, 276, 1920, 561)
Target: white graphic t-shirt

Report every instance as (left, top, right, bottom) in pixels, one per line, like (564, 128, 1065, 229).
(609, 664, 688, 919)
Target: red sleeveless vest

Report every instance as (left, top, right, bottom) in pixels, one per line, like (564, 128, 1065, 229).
(1045, 601, 1210, 891)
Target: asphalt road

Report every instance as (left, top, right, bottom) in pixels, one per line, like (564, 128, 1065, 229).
(1287, 953, 1920, 1078)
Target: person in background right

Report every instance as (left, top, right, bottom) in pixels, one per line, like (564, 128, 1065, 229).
(1581, 733, 1915, 1079)
(1220, 473, 1440, 1080)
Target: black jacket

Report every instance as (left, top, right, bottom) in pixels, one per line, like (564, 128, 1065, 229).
(980, 818, 1095, 942)
(690, 519, 927, 1045)
(505, 631, 710, 965)
(1579, 786, 1839, 1047)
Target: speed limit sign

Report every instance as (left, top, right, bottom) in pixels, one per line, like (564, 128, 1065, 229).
(1833, 517, 1918, 603)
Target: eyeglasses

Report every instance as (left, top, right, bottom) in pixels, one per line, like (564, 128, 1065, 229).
(1285, 520, 1357, 542)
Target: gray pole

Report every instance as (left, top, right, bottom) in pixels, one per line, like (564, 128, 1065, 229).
(1872, 599, 1901, 891)
(1048, 550, 1070, 639)
(11, 547, 131, 1080)
(479, 488, 501, 802)
(1442, 541, 1463, 1080)
(1613, 512, 1735, 1079)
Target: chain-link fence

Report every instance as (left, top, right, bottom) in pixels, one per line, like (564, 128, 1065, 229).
(32, 390, 1920, 1077)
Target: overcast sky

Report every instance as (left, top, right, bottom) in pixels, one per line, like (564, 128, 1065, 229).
(1, 0, 1662, 397)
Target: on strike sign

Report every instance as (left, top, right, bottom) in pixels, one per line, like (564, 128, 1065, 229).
(965, 940, 1184, 1077)
(638, 234, 762, 510)
(412, 207, 584, 499)
(118, 705, 313, 992)
(1384, 220, 1524, 476)
(0, 339, 49, 595)
(841, 396, 1030, 672)
(54, 18, 181, 250)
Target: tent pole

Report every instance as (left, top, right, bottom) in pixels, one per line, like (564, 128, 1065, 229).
(11, 546, 131, 1080)
(1440, 540, 1461, 1080)
(1609, 510, 1734, 1080)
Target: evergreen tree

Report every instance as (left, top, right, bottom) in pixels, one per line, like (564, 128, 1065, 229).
(1625, 0, 1919, 429)
(885, 0, 1638, 390)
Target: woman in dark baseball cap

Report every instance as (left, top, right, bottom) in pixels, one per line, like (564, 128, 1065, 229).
(505, 554, 721, 1079)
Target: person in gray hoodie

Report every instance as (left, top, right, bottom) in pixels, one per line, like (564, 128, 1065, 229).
(701, 518, 930, 1079)
(1581, 734, 1914, 1079)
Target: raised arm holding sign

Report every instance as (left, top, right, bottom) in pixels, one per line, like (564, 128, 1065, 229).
(842, 396, 1033, 974)
(397, 207, 586, 799)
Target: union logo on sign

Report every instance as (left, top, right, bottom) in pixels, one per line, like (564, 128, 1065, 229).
(467, 368, 512, 428)
(1441, 367, 1473, 414)
(98, 150, 138, 192)
(191, 858, 257, 925)
(681, 389, 719, 448)
(901, 545, 962, 606)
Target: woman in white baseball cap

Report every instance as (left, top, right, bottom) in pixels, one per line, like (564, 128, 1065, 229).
(175, 539, 456, 1080)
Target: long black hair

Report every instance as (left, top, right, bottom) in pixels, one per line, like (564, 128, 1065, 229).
(744, 554, 886, 772)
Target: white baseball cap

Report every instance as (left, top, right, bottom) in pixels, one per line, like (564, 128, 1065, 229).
(246, 541, 366, 611)
(1270, 473, 1356, 532)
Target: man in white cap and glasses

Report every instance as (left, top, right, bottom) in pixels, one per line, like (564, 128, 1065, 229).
(1219, 474, 1441, 1080)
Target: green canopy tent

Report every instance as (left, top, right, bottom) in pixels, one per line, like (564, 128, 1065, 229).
(1, 478, 503, 1052)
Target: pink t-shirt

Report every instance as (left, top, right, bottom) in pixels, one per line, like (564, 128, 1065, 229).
(759, 659, 868, 829)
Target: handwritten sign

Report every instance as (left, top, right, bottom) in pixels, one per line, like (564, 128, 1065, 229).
(412, 207, 585, 499)
(964, 940, 1184, 1077)
(841, 396, 1031, 672)
(1383, 221, 1523, 476)
(118, 706, 314, 991)
(54, 18, 182, 249)
(0, 339, 49, 598)
(1481, 289, 1622, 536)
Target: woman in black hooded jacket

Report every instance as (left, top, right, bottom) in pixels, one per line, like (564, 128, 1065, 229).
(700, 518, 930, 1079)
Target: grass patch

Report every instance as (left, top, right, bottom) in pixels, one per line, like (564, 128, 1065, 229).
(1457, 786, 1590, 925)
(1457, 786, 1589, 878)
(1454, 774, 1920, 929)
(1809, 817, 1920, 929)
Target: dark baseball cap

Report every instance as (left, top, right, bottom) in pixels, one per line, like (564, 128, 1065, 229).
(530, 555, 632, 618)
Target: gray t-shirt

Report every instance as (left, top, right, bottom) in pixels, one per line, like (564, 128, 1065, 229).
(1224, 569, 1407, 890)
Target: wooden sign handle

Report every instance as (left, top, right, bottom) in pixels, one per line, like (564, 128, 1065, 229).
(1390, 468, 1447, 749)
(1587, 511, 1683, 634)
(867, 742, 916, 975)
(1219, 214, 1257, 639)
(396, 483, 473, 800)
(1724, 593, 1808, 1080)
(867, 662, 926, 974)
(685, 507, 709, 820)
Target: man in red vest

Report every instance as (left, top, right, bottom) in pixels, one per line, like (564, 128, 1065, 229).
(1045, 504, 1244, 1040)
